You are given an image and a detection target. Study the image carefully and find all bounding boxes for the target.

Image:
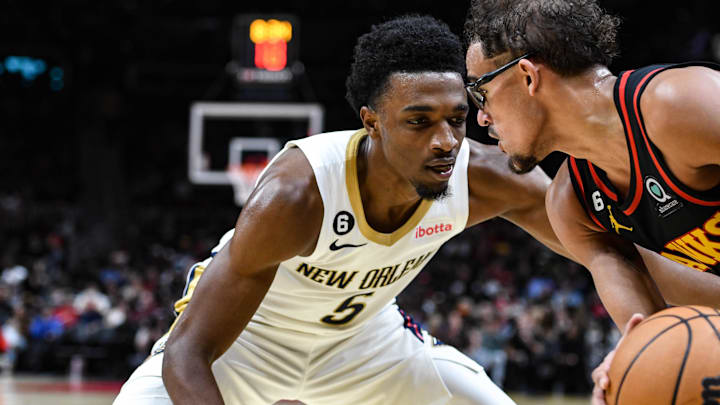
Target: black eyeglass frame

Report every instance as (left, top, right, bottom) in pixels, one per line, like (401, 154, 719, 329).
(466, 53, 531, 110)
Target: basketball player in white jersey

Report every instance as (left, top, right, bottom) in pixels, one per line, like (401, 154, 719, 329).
(114, 15, 570, 405)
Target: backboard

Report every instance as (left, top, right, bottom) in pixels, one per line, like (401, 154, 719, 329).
(188, 102, 324, 205)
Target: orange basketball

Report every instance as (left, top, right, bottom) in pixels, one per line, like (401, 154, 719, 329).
(606, 306, 720, 405)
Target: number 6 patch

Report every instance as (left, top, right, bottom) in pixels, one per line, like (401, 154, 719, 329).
(333, 211, 355, 235)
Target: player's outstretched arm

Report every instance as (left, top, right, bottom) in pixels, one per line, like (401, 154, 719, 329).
(466, 140, 572, 259)
(162, 148, 323, 405)
(546, 163, 666, 328)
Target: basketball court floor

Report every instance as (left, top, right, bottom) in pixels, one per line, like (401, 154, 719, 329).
(0, 375, 589, 405)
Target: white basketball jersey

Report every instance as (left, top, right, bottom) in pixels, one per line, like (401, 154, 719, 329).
(178, 129, 470, 336)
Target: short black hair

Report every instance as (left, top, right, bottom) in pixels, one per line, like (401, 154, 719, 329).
(464, 0, 621, 75)
(345, 15, 465, 115)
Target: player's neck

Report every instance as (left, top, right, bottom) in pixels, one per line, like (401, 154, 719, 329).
(356, 136, 424, 233)
(551, 67, 632, 184)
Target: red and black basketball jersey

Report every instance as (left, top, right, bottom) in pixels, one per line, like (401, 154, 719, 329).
(568, 62, 720, 275)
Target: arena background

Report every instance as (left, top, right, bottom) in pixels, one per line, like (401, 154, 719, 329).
(1, 1, 718, 403)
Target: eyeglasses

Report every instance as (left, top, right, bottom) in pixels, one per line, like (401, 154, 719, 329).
(466, 53, 531, 110)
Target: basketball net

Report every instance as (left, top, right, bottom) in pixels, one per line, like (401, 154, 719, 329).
(228, 162, 266, 206)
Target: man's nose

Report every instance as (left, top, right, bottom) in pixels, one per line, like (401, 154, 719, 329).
(431, 124, 459, 152)
(477, 109, 492, 127)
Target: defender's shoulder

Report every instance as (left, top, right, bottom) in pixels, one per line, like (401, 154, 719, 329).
(240, 146, 324, 258)
(641, 66, 720, 166)
(251, 147, 323, 216)
(643, 66, 720, 118)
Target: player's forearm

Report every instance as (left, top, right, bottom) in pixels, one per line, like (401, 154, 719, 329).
(535, 229, 575, 261)
(588, 258, 665, 328)
(637, 246, 720, 308)
(503, 207, 576, 261)
(162, 343, 225, 405)
(648, 268, 720, 308)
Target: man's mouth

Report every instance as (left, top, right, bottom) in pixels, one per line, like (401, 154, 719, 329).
(427, 159, 455, 178)
(488, 126, 499, 140)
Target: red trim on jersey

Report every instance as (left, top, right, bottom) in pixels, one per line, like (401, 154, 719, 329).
(617, 71, 645, 216)
(398, 308, 424, 342)
(632, 69, 720, 206)
(570, 157, 607, 231)
(587, 161, 618, 201)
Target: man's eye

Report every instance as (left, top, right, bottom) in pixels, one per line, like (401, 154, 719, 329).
(407, 118, 428, 125)
(450, 117, 466, 126)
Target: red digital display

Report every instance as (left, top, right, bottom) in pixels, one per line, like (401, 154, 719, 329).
(254, 40, 287, 71)
(249, 19, 292, 71)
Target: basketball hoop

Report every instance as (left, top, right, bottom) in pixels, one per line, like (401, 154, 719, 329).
(228, 162, 266, 206)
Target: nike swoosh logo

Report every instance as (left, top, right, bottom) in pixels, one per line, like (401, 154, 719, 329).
(329, 239, 367, 251)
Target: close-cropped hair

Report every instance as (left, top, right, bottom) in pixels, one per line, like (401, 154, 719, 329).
(464, 0, 621, 75)
(345, 15, 466, 115)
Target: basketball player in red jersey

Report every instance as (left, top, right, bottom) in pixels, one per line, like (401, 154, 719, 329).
(464, 0, 720, 403)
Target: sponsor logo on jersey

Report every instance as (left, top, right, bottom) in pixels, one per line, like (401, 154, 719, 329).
(329, 239, 367, 251)
(607, 206, 633, 234)
(415, 223, 453, 239)
(645, 176, 683, 217)
(661, 211, 720, 272)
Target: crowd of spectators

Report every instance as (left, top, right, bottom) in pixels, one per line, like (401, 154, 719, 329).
(0, 191, 620, 395)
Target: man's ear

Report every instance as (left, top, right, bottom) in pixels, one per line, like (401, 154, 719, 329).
(518, 58, 540, 96)
(359, 106, 380, 138)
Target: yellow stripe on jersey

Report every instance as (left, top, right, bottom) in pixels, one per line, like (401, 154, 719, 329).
(345, 129, 433, 246)
(174, 264, 206, 315)
(147, 262, 207, 356)
(166, 263, 206, 333)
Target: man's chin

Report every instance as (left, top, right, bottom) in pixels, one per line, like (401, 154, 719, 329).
(414, 182, 451, 201)
(508, 155, 538, 174)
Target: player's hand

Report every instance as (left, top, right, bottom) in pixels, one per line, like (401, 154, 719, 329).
(590, 313, 645, 405)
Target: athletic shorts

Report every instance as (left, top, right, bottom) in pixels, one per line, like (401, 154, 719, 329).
(113, 305, 509, 405)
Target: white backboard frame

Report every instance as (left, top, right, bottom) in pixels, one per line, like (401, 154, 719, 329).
(188, 102, 324, 185)
(228, 137, 281, 169)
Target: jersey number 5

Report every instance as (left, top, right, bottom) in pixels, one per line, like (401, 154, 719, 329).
(321, 292, 375, 325)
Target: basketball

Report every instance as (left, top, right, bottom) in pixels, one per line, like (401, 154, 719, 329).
(605, 306, 720, 405)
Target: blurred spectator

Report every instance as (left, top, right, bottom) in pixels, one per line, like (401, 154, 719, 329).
(1, 316, 26, 373)
(0, 284, 13, 325)
(73, 283, 111, 316)
(467, 321, 509, 388)
(29, 307, 64, 341)
(0, 327, 7, 353)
